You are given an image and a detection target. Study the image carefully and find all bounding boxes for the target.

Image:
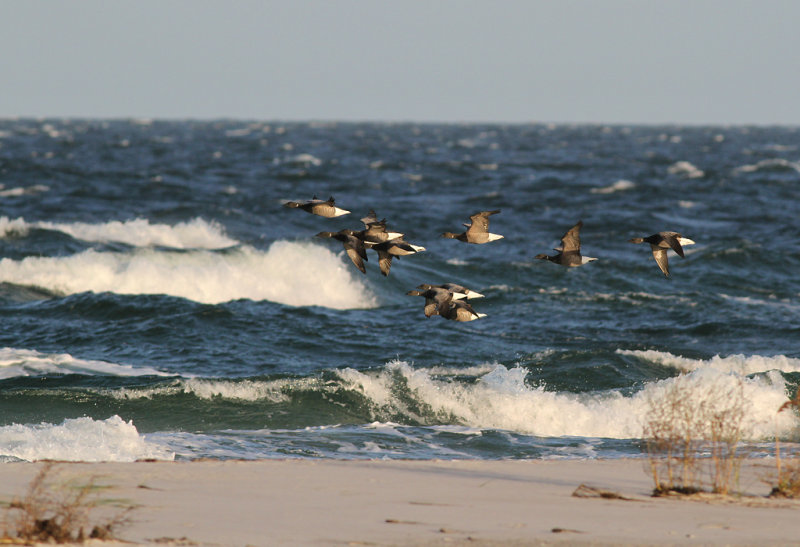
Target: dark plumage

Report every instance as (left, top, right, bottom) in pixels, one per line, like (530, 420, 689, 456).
(406, 286, 460, 318)
(316, 230, 368, 274)
(629, 231, 696, 277)
(407, 284, 485, 321)
(369, 238, 425, 276)
(535, 220, 597, 267)
(284, 195, 350, 218)
(441, 210, 503, 244)
(416, 283, 483, 299)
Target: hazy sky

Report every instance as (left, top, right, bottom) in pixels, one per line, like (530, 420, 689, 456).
(2, 1, 799, 125)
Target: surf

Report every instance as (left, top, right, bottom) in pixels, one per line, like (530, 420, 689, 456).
(0, 240, 378, 309)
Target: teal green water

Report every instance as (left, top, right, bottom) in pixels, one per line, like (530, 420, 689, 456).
(0, 120, 798, 461)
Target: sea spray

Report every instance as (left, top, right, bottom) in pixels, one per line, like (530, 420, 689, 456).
(0, 347, 172, 379)
(0, 216, 237, 249)
(334, 360, 798, 440)
(0, 240, 377, 308)
(0, 415, 174, 462)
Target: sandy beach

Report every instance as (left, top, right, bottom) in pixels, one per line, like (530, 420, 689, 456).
(1, 459, 799, 546)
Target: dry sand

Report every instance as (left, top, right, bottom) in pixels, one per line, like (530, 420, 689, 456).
(1, 458, 799, 546)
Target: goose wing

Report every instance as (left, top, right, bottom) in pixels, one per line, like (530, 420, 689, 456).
(376, 249, 393, 277)
(465, 210, 500, 236)
(659, 232, 686, 258)
(651, 248, 671, 277)
(560, 220, 583, 253)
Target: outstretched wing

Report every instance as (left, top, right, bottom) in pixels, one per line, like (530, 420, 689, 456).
(652, 249, 670, 277)
(560, 220, 583, 253)
(466, 210, 500, 236)
(377, 250, 393, 277)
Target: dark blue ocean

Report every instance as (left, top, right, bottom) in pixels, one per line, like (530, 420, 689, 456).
(1, 119, 799, 462)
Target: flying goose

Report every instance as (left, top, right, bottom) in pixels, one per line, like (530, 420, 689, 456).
(441, 210, 503, 244)
(316, 230, 368, 274)
(416, 283, 483, 299)
(369, 237, 426, 276)
(442, 299, 486, 322)
(406, 286, 464, 318)
(535, 220, 597, 267)
(629, 231, 695, 277)
(357, 211, 404, 244)
(284, 195, 350, 218)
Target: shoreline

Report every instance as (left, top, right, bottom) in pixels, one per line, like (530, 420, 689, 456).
(1, 458, 799, 546)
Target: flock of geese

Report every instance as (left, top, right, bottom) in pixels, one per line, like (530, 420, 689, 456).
(284, 195, 696, 322)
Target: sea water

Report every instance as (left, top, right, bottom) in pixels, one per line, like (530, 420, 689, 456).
(0, 120, 798, 461)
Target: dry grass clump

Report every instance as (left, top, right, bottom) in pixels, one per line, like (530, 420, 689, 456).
(769, 387, 800, 498)
(1, 462, 134, 544)
(643, 374, 746, 496)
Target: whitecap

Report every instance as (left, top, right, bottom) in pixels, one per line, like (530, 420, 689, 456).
(108, 377, 291, 402)
(0, 185, 49, 197)
(733, 158, 800, 174)
(0, 240, 378, 309)
(591, 179, 635, 194)
(0, 347, 171, 379)
(0, 216, 237, 250)
(667, 161, 705, 178)
(618, 349, 800, 375)
(334, 360, 796, 441)
(284, 153, 322, 166)
(0, 415, 174, 462)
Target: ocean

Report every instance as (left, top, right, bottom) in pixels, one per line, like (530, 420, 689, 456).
(0, 119, 798, 462)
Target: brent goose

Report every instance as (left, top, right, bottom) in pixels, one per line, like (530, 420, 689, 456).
(369, 238, 426, 276)
(284, 195, 350, 218)
(443, 299, 486, 322)
(357, 211, 404, 244)
(535, 220, 597, 267)
(406, 286, 464, 318)
(407, 286, 485, 321)
(416, 283, 484, 299)
(629, 231, 695, 277)
(316, 230, 368, 274)
(441, 210, 504, 244)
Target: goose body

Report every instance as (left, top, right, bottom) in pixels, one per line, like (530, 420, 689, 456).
(407, 286, 460, 318)
(369, 238, 425, 276)
(443, 300, 486, 321)
(359, 210, 404, 242)
(629, 231, 695, 277)
(535, 220, 597, 267)
(284, 195, 350, 218)
(407, 284, 484, 320)
(416, 283, 483, 299)
(316, 230, 368, 274)
(442, 210, 503, 244)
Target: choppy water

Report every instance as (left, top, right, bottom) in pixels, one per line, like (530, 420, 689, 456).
(0, 119, 799, 461)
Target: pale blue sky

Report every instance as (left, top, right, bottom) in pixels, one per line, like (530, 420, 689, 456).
(1, 0, 799, 124)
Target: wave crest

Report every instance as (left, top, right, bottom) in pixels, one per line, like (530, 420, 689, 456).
(0, 347, 171, 380)
(0, 415, 174, 462)
(0, 240, 377, 308)
(0, 216, 237, 249)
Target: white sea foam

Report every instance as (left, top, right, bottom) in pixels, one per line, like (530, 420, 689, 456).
(335, 359, 797, 440)
(0, 185, 50, 197)
(590, 179, 635, 194)
(284, 153, 322, 166)
(0, 216, 237, 249)
(108, 377, 292, 402)
(0, 347, 171, 379)
(0, 415, 174, 462)
(618, 349, 800, 375)
(734, 158, 800, 174)
(668, 160, 705, 178)
(0, 240, 377, 308)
